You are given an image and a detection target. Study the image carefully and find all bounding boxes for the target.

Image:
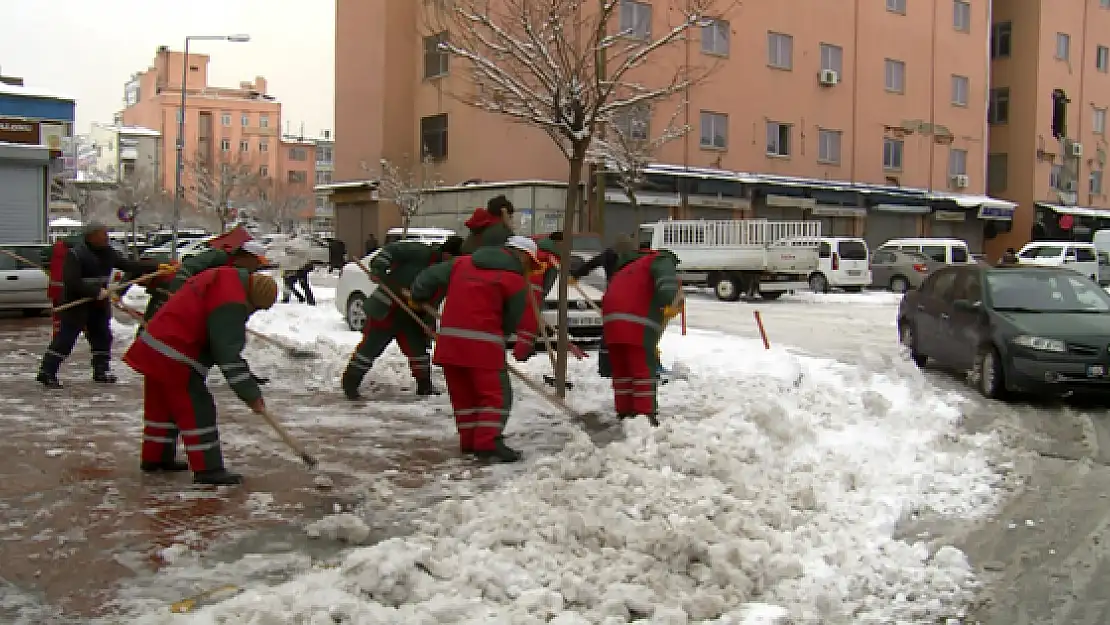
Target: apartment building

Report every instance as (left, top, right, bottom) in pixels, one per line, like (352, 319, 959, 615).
(985, 0, 1110, 258)
(86, 123, 161, 182)
(335, 0, 1017, 251)
(313, 130, 335, 230)
(276, 135, 318, 225)
(119, 47, 281, 213)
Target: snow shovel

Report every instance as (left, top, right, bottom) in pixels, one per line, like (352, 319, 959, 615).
(52, 268, 169, 313)
(112, 299, 319, 469)
(529, 292, 574, 391)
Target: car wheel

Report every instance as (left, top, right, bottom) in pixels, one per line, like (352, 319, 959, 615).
(808, 272, 828, 294)
(889, 275, 909, 293)
(346, 293, 368, 332)
(898, 321, 927, 367)
(714, 276, 741, 302)
(977, 346, 1006, 399)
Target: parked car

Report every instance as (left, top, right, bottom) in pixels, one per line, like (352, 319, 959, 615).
(785, 236, 871, 293)
(0, 243, 52, 316)
(870, 249, 942, 292)
(878, 238, 972, 265)
(529, 232, 607, 279)
(140, 238, 210, 263)
(263, 234, 329, 266)
(898, 264, 1110, 399)
(336, 250, 605, 342)
(1098, 251, 1110, 286)
(1016, 241, 1099, 282)
(383, 227, 455, 245)
(146, 229, 208, 248)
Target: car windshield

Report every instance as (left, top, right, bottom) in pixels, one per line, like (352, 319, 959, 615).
(837, 240, 868, 260)
(1019, 246, 1063, 259)
(986, 271, 1110, 312)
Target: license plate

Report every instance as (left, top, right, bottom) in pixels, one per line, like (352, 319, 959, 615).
(1089, 365, 1106, 377)
(568, 315, 601, 327)
(847, 270, 862, 276)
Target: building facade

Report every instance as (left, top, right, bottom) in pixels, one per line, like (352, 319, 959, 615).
(275, 135, 317, 227)
(985, 0, 1110, 258)
(0, 76, 76, 243)
(87, 123, 162, 182)
(313, 129, 335, 230)
(334, 0, 1016, 252)
(120, 47, 281, 218)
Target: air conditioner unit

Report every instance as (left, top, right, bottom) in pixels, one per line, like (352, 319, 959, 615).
(1064, 179, 1079, 192)
(1069, 142, 1084, 158)
(952, 174, 970, 189)
(818, 69, 839, 86)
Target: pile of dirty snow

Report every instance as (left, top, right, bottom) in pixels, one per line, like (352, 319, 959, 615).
(123, 310, 1004, 624)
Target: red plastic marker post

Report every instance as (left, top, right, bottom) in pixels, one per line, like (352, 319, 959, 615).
(681, 299, 687, 336)
(753, 310, 771, 350)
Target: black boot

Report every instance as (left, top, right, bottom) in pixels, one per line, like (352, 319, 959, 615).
(193, 469, 244, 485)
(474, 439, 522, 463)
(36, 371, 63, 389)
(141, 460, 190, 472)
(617, 413, 635, 420)
(415, 377, 441, 396)
(93, 370, 118, 384)
(645, 413, 661, 427)
(341, 367, 363, 400)
(251, 374, 270, 386)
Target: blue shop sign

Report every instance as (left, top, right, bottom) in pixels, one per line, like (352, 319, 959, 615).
(977, 204, 1015, 220)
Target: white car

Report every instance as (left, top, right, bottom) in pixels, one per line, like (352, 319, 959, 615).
(1016, 241, 1100, 282)
(336, 250, 605, 342)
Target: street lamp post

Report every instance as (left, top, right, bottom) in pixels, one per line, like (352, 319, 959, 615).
(171, 33, 250, 259)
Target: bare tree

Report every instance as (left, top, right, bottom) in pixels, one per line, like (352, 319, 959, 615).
(50, 172, 107, 221)
(588, 101, 689, 225)
(255, 177, 312, 233)
(187, 150, 263, 231)
(112, 165, 173, 227)
(428, 0, 725, 395)
(371, 154, 441, 235)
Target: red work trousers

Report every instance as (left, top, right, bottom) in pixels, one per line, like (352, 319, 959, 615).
(441, 365, 512, 452)
(608, 342, 658, 415)
(140, 375, 225, 471)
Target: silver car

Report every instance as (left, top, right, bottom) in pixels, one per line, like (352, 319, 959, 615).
(0, 244, 52, 316)
(869, 249, 942, 292)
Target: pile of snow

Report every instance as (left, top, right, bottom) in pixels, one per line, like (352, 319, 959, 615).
(306, 513, 372, 544)
(123, 289, 1005, 624)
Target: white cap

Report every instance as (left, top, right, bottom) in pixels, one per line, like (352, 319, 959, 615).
(240, 240, 267, 257)
(505, 235, 539, 261)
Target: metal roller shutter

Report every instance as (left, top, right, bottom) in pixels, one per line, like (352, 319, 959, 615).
(0, 163, 45, 244)
(603, 202, 669, 245)
(864, 211, 918, 250)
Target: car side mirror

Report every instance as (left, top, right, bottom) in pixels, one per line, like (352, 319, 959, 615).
(953, 299, 980, 312)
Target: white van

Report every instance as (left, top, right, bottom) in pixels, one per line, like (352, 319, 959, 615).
(383, 227, 455, 245)
(878, 238, 971, 265)
(1016, 241, 1100, 281)
(790, 236, 872, 292)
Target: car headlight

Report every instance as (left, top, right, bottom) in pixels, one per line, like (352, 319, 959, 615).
(1011, 335, 1067, 353)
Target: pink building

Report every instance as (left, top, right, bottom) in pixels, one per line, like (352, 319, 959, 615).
(276, 136, 318, 223)
(336, 0, 1016, 252)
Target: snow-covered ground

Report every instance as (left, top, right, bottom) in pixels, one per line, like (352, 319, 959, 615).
(116, 283, 1005, 623)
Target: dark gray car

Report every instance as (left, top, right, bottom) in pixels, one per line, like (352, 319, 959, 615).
(870, 250, 941, 292)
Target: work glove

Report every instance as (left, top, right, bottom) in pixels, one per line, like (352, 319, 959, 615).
(512, 341, 534, 362)
(96, 288, 111, 301)
(567, 276, 578, 285)
(247, 397, 266, 414)
(662, 305, 681, 321)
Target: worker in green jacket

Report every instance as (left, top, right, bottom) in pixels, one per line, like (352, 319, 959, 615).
(341, 236, 464, 399)
(459, 194, 515, 255)
(143, 239, 268, 320)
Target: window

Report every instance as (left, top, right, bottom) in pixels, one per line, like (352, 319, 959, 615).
(701, 19, 729, 56)
(289, 147, 307, 161)
(260, 114, 270, 128)
(424, 32, 449, 78)
(766, 122, 791, 157)
(421, 113, 449, 159)
(953, 1, 971, 32)
(315, 170, 333, 185)
(886, 0, 906, 14)
(239, 139, 249, 153)
(220, 112, 231, 126)
(818, 129, 841, 164)
(1057, 33, 1071, 60)
(988, 87, 1010, 124)
(614, 104, 650, 142)
(767, 32, 793, 69)
(241, 113, 250, 127)
(1095, 107, 1107, 134)
(987, 153, 1008, 194)
(699, 111, 728, 149)
(991, 22, 1012, 59)
(1103, 0, 1110, 8)
(1075, 246, 1098, 262)
(1098, 46, 1110, 72)
(948, 148, 968, 177)
(885, 59, 905, 93)
(820, 43, 843, 74)
(1050, 163, 1063, 189)
(951, 75, 969, 106)
(619, 0, 651, 39)
(288, 171, 307, 184)
(220, 139, 230, 152)
(883, 138, 904, 170)
(317, 146, 333, 163)
(259, 165, 269, 177)
(1092, 170, 1105, 194)
(259, 139, 269, 152)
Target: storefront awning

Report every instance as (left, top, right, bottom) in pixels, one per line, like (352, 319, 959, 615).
(603, 189, 681, 207)
(812, 204, 866, 217)
(766, 193, 816, 209)
(872, 203, 930, 214)
(1037, 202, 1110, 219)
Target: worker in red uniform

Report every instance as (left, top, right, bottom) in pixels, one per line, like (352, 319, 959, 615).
(341, 235, 464, 399)
(123, 268, 279, 485)
(410, 235, 541, 462)
(459, 194, 515, 254)
(602, 246, 681, 426)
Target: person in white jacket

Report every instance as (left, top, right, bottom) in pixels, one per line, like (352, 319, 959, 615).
(271, 235, 316, 305)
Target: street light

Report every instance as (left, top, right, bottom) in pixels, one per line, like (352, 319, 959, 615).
(170, 33, 251, 259)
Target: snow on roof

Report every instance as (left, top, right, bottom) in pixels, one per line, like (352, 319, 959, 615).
(1037, 202, 1110, 219)
(111, 125, 161, 137)
(0, 81, 75, 102)
(314, 180, 378, 193)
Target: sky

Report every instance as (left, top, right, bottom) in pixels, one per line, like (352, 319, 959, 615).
(0, 0, 335, 137)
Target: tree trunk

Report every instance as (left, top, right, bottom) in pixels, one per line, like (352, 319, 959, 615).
(626, 188, 641, 234)
(554, 146, 587, 397)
